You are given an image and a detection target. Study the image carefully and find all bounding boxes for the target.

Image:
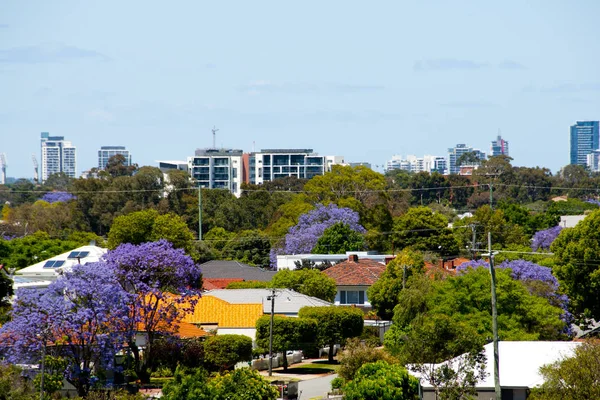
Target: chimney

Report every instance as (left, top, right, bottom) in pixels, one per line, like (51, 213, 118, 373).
(348, 254, 358, 262)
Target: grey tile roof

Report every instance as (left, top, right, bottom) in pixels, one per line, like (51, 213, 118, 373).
(206, 289, 331, 315)
(200, 260, 276, 282)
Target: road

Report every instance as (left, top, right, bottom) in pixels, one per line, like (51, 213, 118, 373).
(297, 374, 337, 400)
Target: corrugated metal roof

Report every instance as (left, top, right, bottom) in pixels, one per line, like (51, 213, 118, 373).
(200, 260, 276, 281)
(205, 289, 331, 314)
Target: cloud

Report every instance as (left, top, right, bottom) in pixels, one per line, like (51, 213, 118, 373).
(439, 101, 498, 108)
(238, 81, 384, 95)
(0, 43, 110, 64)
(498, 60, 527, 70)
(414, 58, 489, 71)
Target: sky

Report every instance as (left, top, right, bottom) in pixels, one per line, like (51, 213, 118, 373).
(1, 0, 600, 179)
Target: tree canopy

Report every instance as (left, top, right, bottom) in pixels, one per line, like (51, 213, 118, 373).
(270, 269, 337, 302)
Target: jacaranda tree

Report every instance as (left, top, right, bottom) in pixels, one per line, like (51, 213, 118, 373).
(271, 203, 365, 268)
(103, 239, 202, 383)
(532, 226, 562, 251)
(0, 264, 131, 397)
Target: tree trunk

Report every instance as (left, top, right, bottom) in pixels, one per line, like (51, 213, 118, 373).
(283, 348, 288, 371)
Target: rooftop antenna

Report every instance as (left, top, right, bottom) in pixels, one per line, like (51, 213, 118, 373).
(212, 126, 219, 149)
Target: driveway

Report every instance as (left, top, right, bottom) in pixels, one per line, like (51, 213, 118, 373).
(297, 374, 337, 400)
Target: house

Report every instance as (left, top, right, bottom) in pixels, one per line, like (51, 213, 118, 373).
(559, 214, 586, 228)
(202, 278, 243, 290)
(199, 260, 276, 282)
(322, 255, 386, 308)
(414, 341, 581, 400)
(180, 289, 331, 340)
(13, 244, 107, 291)
(276, 251, 394, 270)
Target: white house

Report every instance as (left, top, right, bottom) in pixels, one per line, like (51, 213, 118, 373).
(414, 341, 581, 400)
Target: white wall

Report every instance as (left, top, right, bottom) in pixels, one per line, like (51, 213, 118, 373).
(217, 328, 256, 341)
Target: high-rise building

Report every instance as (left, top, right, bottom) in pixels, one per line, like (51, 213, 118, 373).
(40, 132, 77, 182)
(587, 150, 600, 172)
(490, 135, 509, 157)
(248, 149, 344, 185)
(570, 121, 600, 166)
(447, 144, 486, 175)
(187, 148, 244, 197)
(98, 146, 132, 169)
(386, 155, 446, 174)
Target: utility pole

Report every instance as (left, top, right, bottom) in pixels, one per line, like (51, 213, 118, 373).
(198, 185, 202, 240)
(267, 288, 277, 376)
(487, 232, 501, 399)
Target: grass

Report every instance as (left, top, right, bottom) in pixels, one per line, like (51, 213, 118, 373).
(282, 361, 339, 375)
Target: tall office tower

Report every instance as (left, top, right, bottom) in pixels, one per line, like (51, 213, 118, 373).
(447, 144, 486, 175)
(248, 149, 344, 185)
(187, 148, 244, 197)
(98, 146, 132, 169)
(40, 132, 77, 182)
(570, 121, 600, 166)
(490, 135, 509, 157)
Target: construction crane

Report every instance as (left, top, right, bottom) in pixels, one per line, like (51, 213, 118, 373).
(32, 154, 39, 184)
(212, 126, 219, 149)
(0, 153, 6, 185)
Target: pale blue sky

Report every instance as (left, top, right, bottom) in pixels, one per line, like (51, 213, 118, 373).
(1, 0, 600, 178)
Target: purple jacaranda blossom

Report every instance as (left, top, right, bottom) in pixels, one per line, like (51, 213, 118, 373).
(40, 191, 76, 203)
(0, 264, 131, 397)
(586, 198, 600, 207)
(457, 258, 573, 334)
(102, 239, 202, 382)
(531, 226, 562, 251)
(270, 203, 365, 268)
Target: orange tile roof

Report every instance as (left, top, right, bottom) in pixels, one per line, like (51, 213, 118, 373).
(175, 321, 209, 338)
(180, 295, 264, 328)
(323, 258, 386, 286)
(202, 278, 243, 290)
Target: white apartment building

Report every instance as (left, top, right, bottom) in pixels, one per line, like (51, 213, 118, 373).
(587, 150, 600, 172)
(40, 132, 77, 182)
(249, 149, 344, 185)
(187, 148, 243, 197)
(447, 144, 486, 175)
(386, 155, 446, 174)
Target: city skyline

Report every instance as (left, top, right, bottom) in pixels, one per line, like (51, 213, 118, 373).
(2, 1, 600, 178)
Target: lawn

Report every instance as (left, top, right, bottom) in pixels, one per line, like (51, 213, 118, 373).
(282, 360, 339, 375)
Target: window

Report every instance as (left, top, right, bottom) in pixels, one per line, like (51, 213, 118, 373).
(43, 260, 65, 269)
(340, 290, 365, 305)
(68, 251, 89, 259)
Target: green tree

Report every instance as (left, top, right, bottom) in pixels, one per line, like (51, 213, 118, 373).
(529, 341, 600, 400)
(385, 268, 566, 363)
(105, 154, 137, 178)
(255, 315, 317, 371)
(270, 269, 337, 302)
(337, 338, 397, 382)
(221, 230, 271, 266)
(453, 205, 528, 249)
(367, 249, 425, 320)
(304, 165, 386, 204)
(225, 281, 269, 289)
(203, 334, 252, 372)
(312, 222, 366, 254)
(552, 209, 600, 320)
(392, 207, 458, 255)
(298, 306, 364, 362)
(342, 360, 420, 400)
(107, 209, 194, 252)
(0, 363, 37, 400)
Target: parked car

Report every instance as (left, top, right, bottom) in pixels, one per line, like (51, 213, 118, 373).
(319, 344, 341, 358)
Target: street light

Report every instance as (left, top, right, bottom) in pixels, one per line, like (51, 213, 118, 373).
(266, 288, 277, 377)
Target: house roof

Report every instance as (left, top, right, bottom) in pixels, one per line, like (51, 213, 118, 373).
(15, 245, 107, 278)
(322, 257, 386, 286)
(416, 341, 581, 389)
(180, 295, 264, 328)
(202, 278, 243, 290)
(200, 260, 276, 282)
(205, 289, 331, 314)
(175, 322, 209, 338)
